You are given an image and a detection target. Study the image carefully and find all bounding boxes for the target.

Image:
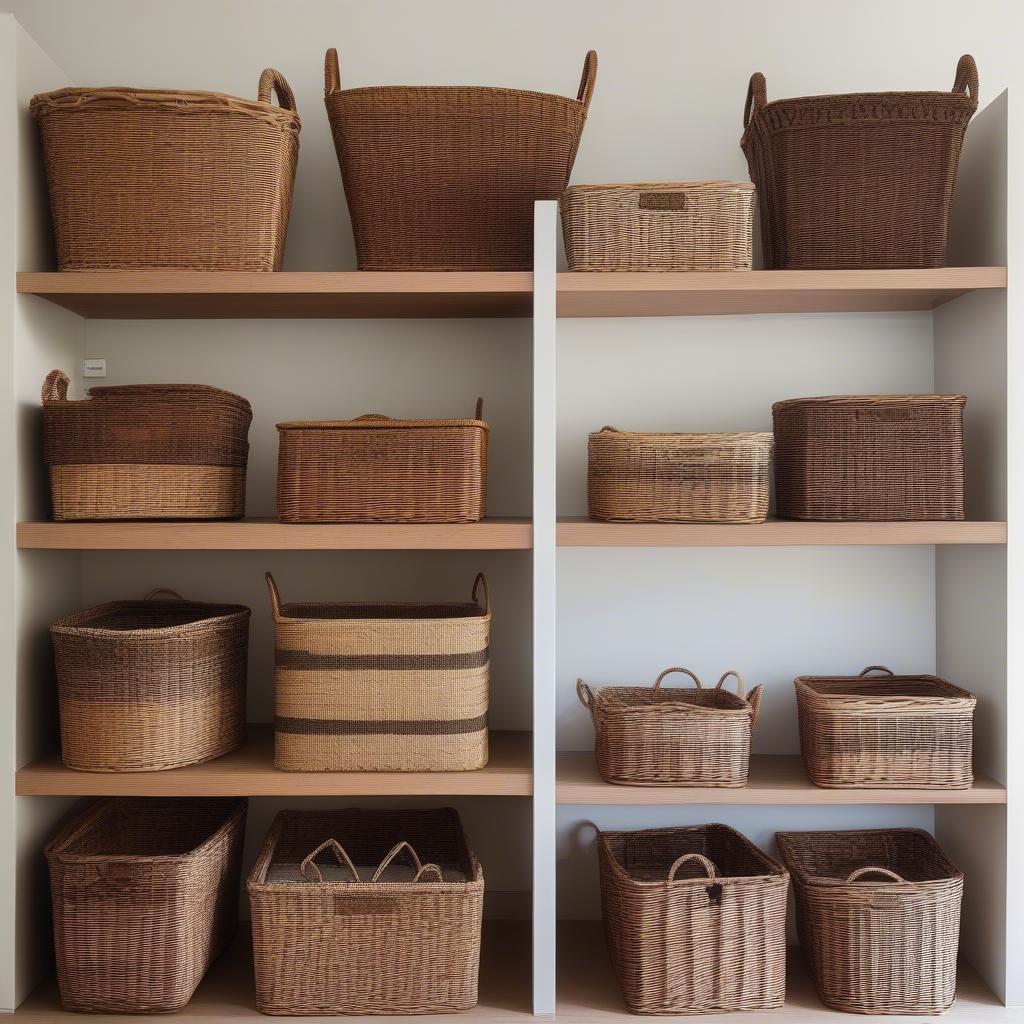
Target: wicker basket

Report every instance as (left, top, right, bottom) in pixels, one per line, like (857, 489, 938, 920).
(42, 370, 252, 521)
(267, 573, 489, 772)
(588, 427, 773, 523)
(599, 824, 788, 1014)
(324, 47, 596, 270)
(561, 182, 755, 272)
(796, 665, 976, 790)
(31, 70, 299, 271)
(776, 828, 963, 1015)
(773, 395, 966, 521)
(276, 400, 488, 523)
(741, 56, 977, 269)
(46, 797, 247, 1013)
(51, 589, 249, 772)
(249, 807, 484, 1015)
(578, 668, 762, 787)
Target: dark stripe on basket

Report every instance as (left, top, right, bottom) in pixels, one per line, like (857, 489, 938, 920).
(275, 648, 489, 670)
(276, 713, 488, 736)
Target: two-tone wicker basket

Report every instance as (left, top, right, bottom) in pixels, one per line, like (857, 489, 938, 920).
(777, 828, 963, 1015)
(248, 807, 484, 1015)
(578, 668, 761, 787)
(599, 824, 788, 1014)
(46, 797, 247, 1013)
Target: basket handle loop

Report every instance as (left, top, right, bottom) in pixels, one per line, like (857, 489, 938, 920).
(371, 841, 443, 883)
(845, 866, 906, 884)
(577, 50, 598, 110)
(859, 665, 895, 678)
(653, 667, 702, 690)
(257, 68, 297, 111)
(576, 678, 595, 710)
(265, 572, 283, 620)
(474, 397, 484, 420)
(353, 413, 391, 421)
(325, 48, 341, 96)
(42, 370, 69, 404)
(668, 852, 718, 883)
(598, 425, 619, 433)
(301, 838, 360, 882)
(744, 72, 767, 128)
(747, 684, 763, 731)
(714, 670, 746, 700)
(472, 573, 489, 614)
(142, 588, 185, 602)
(953, 54, 978, 102)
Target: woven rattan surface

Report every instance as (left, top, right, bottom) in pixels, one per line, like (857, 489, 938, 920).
(46, 797, 247, 1013)
(31, 71, 299, 271)
(772, 394, 966, 521)
(776, 828, 963, 1015)
(562, 182, 755, 272)
(324, 48, 596, 270)
(741, 56, 977, 269)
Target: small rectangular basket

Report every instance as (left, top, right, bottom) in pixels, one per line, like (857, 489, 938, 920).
(588, 428, 773, 523)
(42, 370, 252, 521)
(599, 824, 788, 1014)
(248, 807, 484, 1015)
(267, 572, 490, 772)
(561, 182, 755, 272)
(46, 797, 247, 1013)
(796, 665, 976, 789)
(276, 400, 488, 523)
(772, 394, 966, 521)
(578, 667, 761, 787)
(51, 589, 249, 772)
(776, 828, 963, 1015)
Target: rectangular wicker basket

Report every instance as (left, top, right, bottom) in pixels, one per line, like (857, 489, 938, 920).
(578, 668, 761, 787)
(276, 400, 488, 523)
(561, 182, 755, 272)
(772, 394, 966, 521)
(776, 828, 963, 1016)
(46, 797, 247, 1013)
(267, 572, 489, 772)
(588, 428, 773, 523)
(599, 824, 788, 1014)
(248, 807, 484, 1015)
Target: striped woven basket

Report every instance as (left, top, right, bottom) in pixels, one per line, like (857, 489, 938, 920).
(267, 573, 490, 771)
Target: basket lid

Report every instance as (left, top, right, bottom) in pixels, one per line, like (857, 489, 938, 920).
(278, 399, 487, 432)
(772, 394, 966, 414)
(565, 181, 755, 195)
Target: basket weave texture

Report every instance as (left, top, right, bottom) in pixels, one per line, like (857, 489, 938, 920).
(741, 56, 977, 269)
(248, 807, 484, 1015)
(268, 573, 490, 772)
(46, 797, 247, 1013)
(51, 589, 249, 772)
(30, 70, 299, 271)
(579, 668, 761, 787)
(324, 48, 596, 270)
(796, 665, 976, 790)
(772, 394, 966, 521)
(561, 182, 755, 272)
(599, 824, 788, 1014)
(776, 828, 963, 1015)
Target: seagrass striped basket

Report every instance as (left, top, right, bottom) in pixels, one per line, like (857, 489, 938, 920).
(267, 573, 489, 771)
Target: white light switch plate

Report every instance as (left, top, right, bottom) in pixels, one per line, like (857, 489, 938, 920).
(83, 358, 106, 378)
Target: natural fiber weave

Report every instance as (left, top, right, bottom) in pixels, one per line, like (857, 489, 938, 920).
(561, 182, 755, 272)
(776, 828, 963, 1015)
(276, 400, 488, 523)
(741, 56, 977, 269)
(46, 797, 247, 1013)
(578, 668, 761, 787)
(31, 70, 299, 270)
(588, 428, 772, 523)
(772, 395, 966, 521)
(796, 666, 976, 790)
(249, 807, 483, 1015)
(324, 48, 596, 270)
(51, 590, 249, 772)
(599, 824, 788, 1014)
(268, 573, 489, 772)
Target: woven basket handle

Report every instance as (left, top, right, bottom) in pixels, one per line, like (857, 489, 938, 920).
(576, 678, 595, 709)
(301, 838, 360, 882)
(953, 54, 978, 102)
(598, 425, 619, 433)
(577, 50, 598, 110)
(265, 572, 283, 620)
(353, 413, 391, 421)
(474, 397, 484, 420)
(42, 369, 69, 404)
(714, 670, 745, 699)
(257, 68, 297, 111)
(859, 665, 895, 677)
(653, 667, 702, 690)
(747, 684, 763, 731)
(472, 573, 489, 614)
(371, 841, 444, 883)
(143, 588, 185, 601)
(668, 852, 718, 883)
(845, 866, 906, 884)
(744, 72, 767, 128)
(325, 48, 341, 96)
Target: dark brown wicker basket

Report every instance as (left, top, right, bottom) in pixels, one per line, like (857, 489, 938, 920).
(741, 56, 977, 269)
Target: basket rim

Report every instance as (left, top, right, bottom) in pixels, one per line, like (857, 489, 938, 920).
(750, 87, 978, 114)
(795, 673, 976, 703)
(50, 600, 250, 636)
(275, 600, 490, 625)
(277, 418, 487, 431)
(564, 180, 755, 194)
(589, 429, 773, 443)
(586, 683, 754, 715)
(773, 393, 966, 413)
(45, 383, 252, 413)
(325, 82, 589, 108)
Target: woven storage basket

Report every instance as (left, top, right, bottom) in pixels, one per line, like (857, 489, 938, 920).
(561, 182, 755, 272)
(51, 589, 249, 772)
(773, 395, 966, 521)
(578, 668, 762, 787)
(599, 824, 788, 1014)
(268, 572, 489, 772)
(324, 47, 596, 270)
(796, 665, 976, 790)
(31, 70, 299, 271)
(249, 807, 483, 1015)
(42, 370, 252, 521)
(276, 400, 488, 523)
(588, 427, 773, 523)
(741, 56, 977, 269)
(776, 828, 963, 1015)
(46, 797, 247, 1013)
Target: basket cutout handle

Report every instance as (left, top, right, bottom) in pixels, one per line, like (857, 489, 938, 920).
(744, 72, 767, 128)
(325, 48, 341, 96)
(668, 852, 718, 883)
(474, 397, 484, 420)
(859, 665, 895, 678)
(653, 667, 702, 690)
(747, 684, 763, 731)
(143, 588, 185, 602)
(576, 678, 595, 710)
(845, 866, 906, 884)
(371, 841, 443, 883)
(301, 838, 360, 882)
(577, 50, 598, 110)
(353, 413, 392, 421)
(265, 572, 284, 620)
(953, 54, 978, 102)
(714, 670, 746, 700)
(257, 68, 297, 111)
(472, 573, 490, 614)
(42, 370, 69, 404)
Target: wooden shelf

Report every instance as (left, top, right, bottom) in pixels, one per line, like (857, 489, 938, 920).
(556, 752, 1006, 805)
(16, 727, 532, 797)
